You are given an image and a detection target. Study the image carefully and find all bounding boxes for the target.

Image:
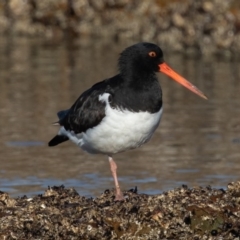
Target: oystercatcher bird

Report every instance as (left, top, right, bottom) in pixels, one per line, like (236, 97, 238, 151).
(48, 42, 206, 200)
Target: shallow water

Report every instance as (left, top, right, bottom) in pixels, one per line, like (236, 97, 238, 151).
(0, 37, 240, 197)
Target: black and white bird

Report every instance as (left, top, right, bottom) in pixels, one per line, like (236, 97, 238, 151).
(48, 42, 207, 200)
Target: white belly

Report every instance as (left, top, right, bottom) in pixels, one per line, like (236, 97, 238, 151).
(59, 93, 163, 155)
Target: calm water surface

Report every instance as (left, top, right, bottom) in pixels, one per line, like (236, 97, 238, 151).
(0, 37, 240, 197)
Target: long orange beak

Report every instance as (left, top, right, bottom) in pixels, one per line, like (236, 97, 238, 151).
(159, 62, 207, 100)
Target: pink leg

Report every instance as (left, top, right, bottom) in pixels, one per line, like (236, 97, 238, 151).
(108, 156, 124, 201)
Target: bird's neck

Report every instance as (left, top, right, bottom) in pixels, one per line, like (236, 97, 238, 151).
(116, 69, 162, 113)
(120, 65, 157, 88)
(124, 74, 159, 93)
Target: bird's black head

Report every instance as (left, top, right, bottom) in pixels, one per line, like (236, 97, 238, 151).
(119, 42, 164, 74)
(118, 42, 207, 99)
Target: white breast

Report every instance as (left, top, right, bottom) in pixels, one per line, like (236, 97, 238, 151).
(59, 93, 163, 155)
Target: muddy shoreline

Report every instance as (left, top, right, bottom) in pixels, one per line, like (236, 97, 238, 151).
(0, 182, 240, 239)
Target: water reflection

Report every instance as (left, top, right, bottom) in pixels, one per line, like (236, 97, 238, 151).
(0, 37, 240, 197)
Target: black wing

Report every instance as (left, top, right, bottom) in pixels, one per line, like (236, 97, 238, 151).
(48, 74, 122, 147)
(59, 76, 119, 133)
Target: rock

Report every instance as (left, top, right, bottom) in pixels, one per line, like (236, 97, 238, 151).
(172, 13, 185, 28)
(202, 1, 214, 13)
(0, 183, 240, 239)
(0, 0, 240, 55)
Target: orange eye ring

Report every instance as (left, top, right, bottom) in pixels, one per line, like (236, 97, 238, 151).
(148, 51, 157, 57)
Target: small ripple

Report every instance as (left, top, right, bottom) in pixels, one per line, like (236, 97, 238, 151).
(6, 141, 45, 147)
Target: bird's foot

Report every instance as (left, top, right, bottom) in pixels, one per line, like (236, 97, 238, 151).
(114, 188, 124, 201)
(115, 193, 124, 201)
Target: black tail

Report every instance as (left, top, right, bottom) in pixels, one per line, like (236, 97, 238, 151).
(48, 135, 69, 147)
(57, 110, 69, 120)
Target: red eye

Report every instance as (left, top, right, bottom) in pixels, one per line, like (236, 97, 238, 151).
(148, 51, 157, 57)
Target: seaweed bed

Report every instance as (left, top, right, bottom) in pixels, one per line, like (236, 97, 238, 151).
(0, 182, 240, 239)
